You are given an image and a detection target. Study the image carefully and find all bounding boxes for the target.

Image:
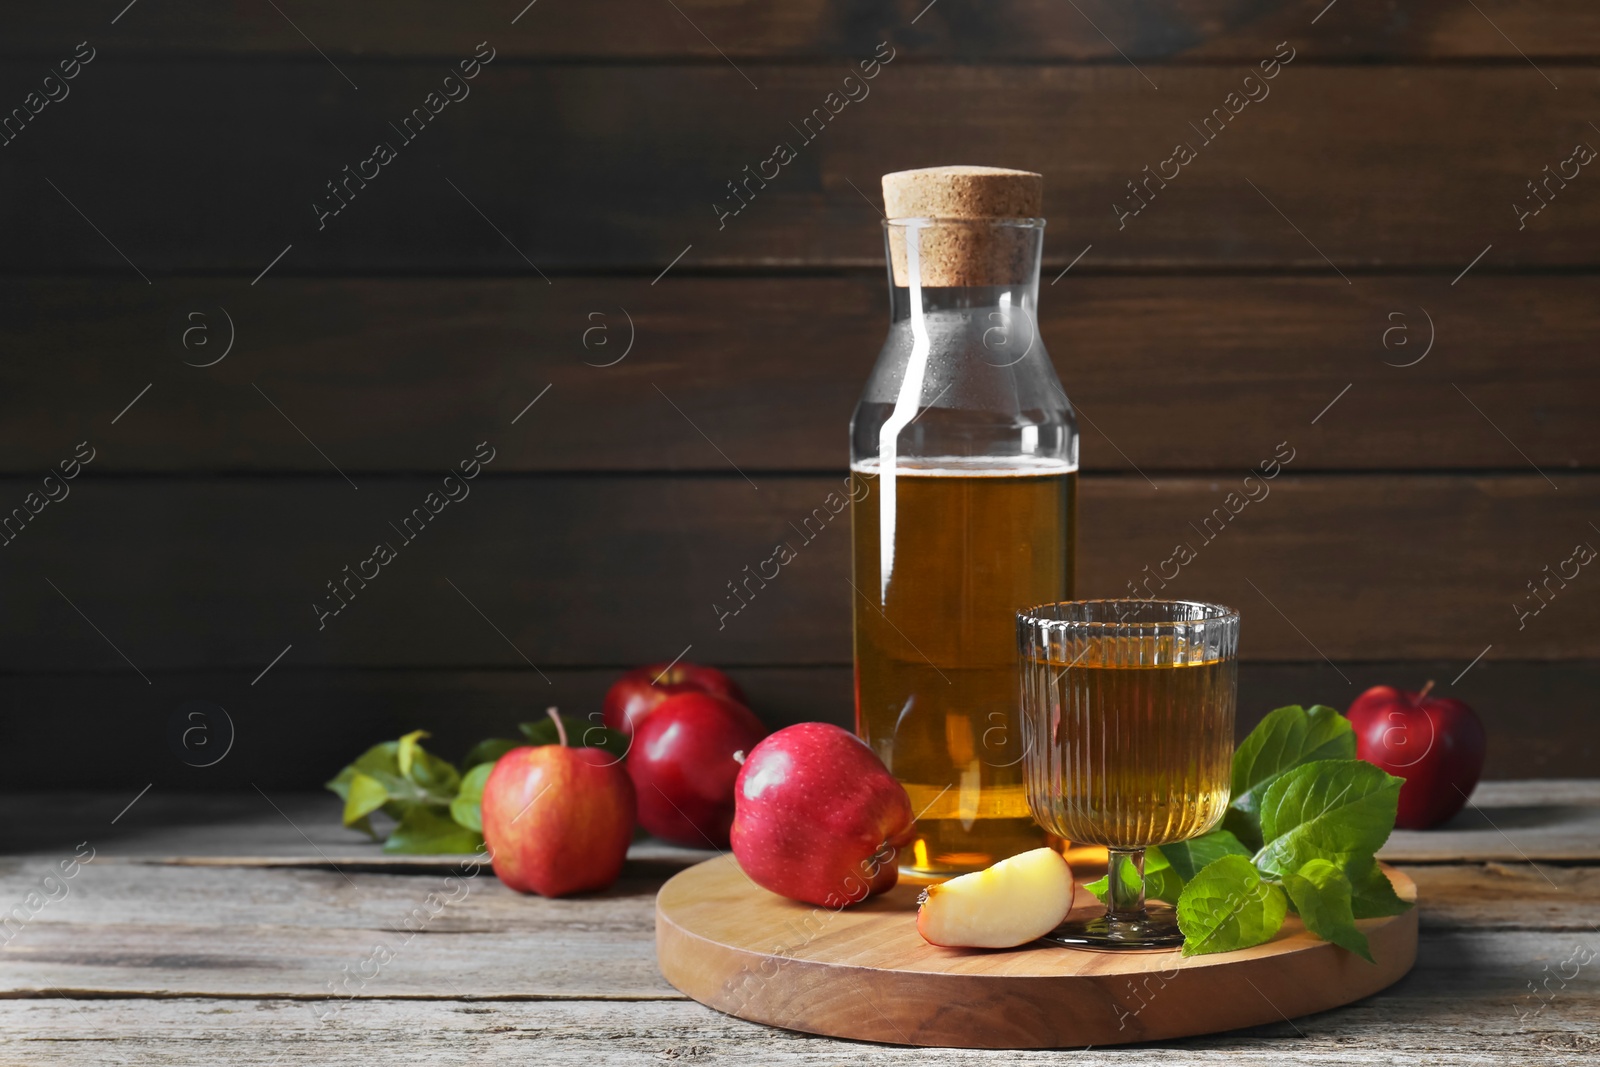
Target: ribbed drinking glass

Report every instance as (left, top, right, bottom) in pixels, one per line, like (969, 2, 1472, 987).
(1018, 599, 1240, 948)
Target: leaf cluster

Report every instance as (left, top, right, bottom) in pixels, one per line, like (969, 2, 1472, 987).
(1087, 705, 1412, 958)
(325, 716, 626, 853)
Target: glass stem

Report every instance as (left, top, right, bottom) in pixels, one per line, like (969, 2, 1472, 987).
(1105, 847, 1147, 926)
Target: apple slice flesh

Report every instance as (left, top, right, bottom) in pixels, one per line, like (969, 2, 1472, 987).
(916, 847, 1075, 949)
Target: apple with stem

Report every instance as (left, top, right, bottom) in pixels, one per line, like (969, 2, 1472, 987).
(1348, 680, 1487, 829)
(731, 722, 914, 907)
(481, 708, 635, 896)
(602, 661, 748, 738)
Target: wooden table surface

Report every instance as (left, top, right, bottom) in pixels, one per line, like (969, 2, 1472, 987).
(1, 781, 1596, 1064)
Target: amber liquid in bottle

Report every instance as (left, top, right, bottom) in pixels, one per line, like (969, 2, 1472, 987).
(851, 457, 1077, 876)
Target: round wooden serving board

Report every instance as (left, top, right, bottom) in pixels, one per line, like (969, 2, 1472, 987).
(656, 855, 1417, 1048)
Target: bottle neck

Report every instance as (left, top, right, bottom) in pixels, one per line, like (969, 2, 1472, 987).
(883, 217, 1043, 295)
(883, 218, 1045, 327)
(889, 281, 1041, 324)
(853, 217, 1071, 471)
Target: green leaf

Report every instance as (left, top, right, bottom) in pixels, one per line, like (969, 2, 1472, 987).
(1255, 759, 1403, 876)
(1221, 807, 1265, 852)
(520, 714, 629, 759)
(462, 737, 519, 771)
(451, 762, 494, 834)
(1143, 864, 1185, 905)
(325, 740, 402, 801)
(326, 740, 410, 837)
(1088, 833, 1250, 906)
(341, 772, 390, 839)
(327, 733, 470, 850)
(1085, 848, 1183, 905)
(397, 729, 426, 778)
(1159, 830, 1252, 883)
(384, 803, 485, 854)
(1346, 856, 1413, 919)
(326, 734, 460, 813)
(1283, 858, 1372, 962)
(398, 730, 461, 800)
(1228, 705, 1355, 849)
(326, 765, 356, 803)
(1233, 705, 1356, 799)
(1176, 855, 1289, 956)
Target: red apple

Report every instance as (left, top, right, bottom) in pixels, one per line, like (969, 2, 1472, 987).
(1348, 681, 1487, 829)
(481, 712, 635, 896)
(602, 661, 747, 738)
(730, 722, 914, 908)
(628, 691, 766, 848)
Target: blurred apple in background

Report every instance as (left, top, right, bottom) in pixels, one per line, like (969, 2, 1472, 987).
(1348, 681, 1487, 829)
(628, 691, 766, 848)
(601, 661, 747, 738)
(731, 722, 914, 907)
(481, 710, 635, 896)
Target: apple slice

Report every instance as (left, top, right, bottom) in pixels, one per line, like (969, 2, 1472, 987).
(916, 847, 1075, 949)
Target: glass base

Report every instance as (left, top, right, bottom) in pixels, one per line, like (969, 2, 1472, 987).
(1041, 902, 1184, 949)
(897, 865, 952, 885)
(896, 863, 994, 887)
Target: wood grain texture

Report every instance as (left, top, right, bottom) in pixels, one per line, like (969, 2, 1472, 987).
(0, 790, 710, 872)
(656, 856, 1417, 1047)
(1382, 780, 1600, 865)
(1, 786, 1595, 1061)
(5, 780, 1593, 867)
(7, 1, 1600, 60)
(5, 276, 1595, 474)
(0, 668, 870, 796)
(0, 864, 676, 1000)
(3, 663, 1595, 790)
(0, 475, 1592, 672)
(0, 846, 1569, 999)
(4, 65, 1600, 272)
(1406, 861, 1600, 931)
(0, 989, 1596, 1065)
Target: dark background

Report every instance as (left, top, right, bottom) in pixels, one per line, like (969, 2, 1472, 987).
(1, 1, 1595, 789)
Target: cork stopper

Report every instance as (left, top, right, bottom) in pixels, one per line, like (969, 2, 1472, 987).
(881, 166, 1043, 287)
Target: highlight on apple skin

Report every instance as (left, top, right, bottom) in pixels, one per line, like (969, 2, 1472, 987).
(730, 722, 914, 908)
(1347, 681, 1487, 829)
(480, 739, 636, 898)
(916, 847, 1076, 949)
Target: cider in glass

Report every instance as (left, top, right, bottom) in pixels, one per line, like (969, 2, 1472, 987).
(1019, 599, 1240, 948)
(1026, 639, 1234, 849)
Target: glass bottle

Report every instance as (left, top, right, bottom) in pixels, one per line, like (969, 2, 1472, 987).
(850, 167, 1078, 880)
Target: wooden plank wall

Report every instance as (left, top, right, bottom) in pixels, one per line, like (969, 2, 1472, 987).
(0, 1, 1595, 787)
